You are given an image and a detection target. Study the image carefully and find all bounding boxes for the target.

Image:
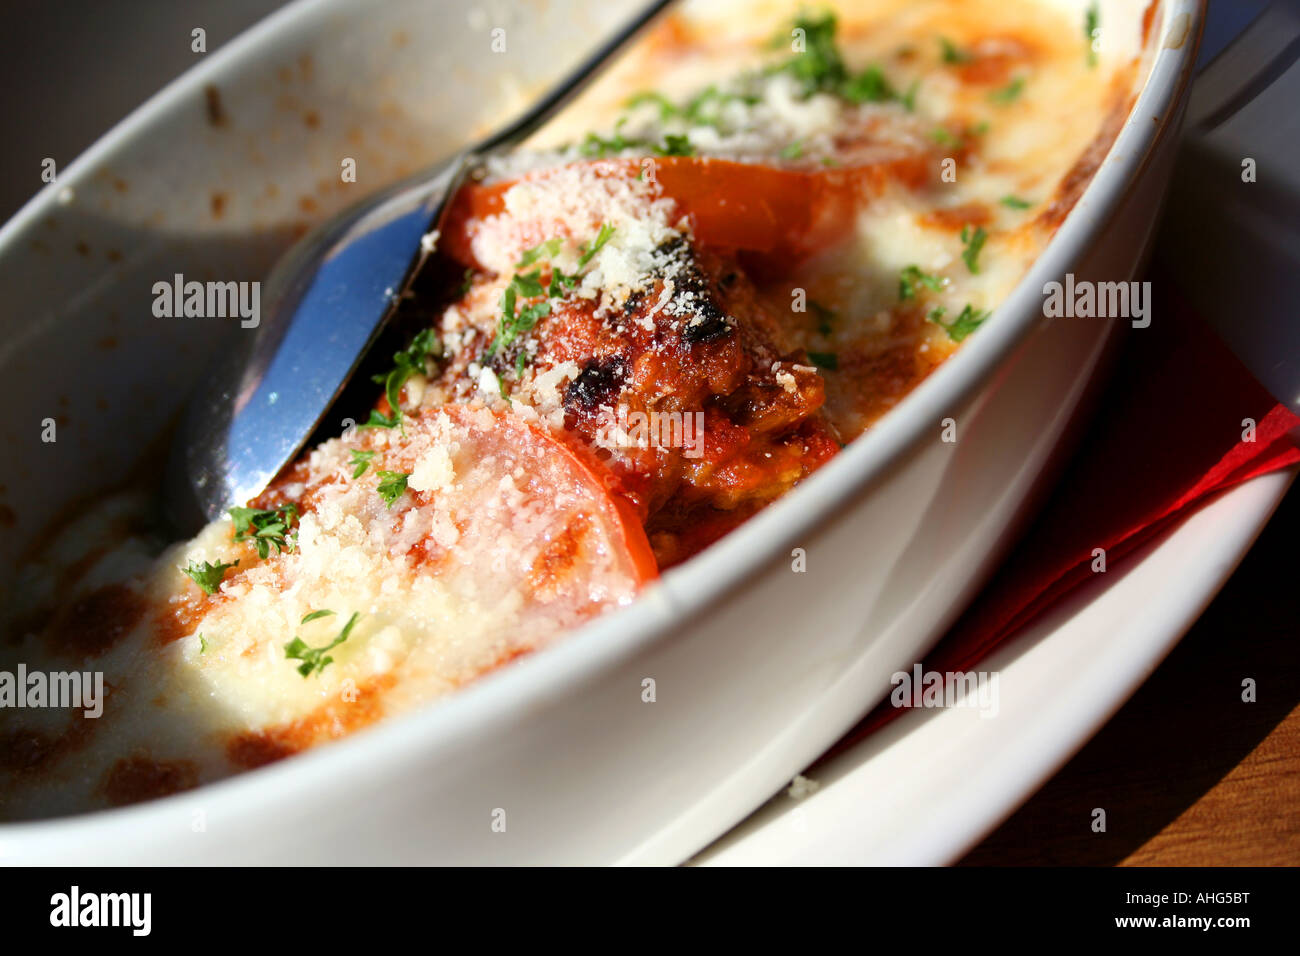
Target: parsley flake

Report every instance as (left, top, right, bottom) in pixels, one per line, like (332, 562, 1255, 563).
(580, 118, 637, 158)
(960, 225, 989, 274)
(485, 225, 611, 358)
(577, 223, 616, 269)
(1085, 3, 1100, 67)
(809, 300, 836, 336)
(772, 13, 904, 109)
(656, 134, 695, 157)
(229, 503, 298, 559)
(376, 470, 410, 508)
(841, 65, 895, 103)
(516, 238, 563, 269)
(182, 558, 239, 595)
(364, 328, 440, 431)
(284, 611, 360, 678)
(578, 119, 699, 159)
(776, 11, 847, 95)
(625, 90, 677, 121)
(349, 449, 377, 479)
(940, 37, 972, 65)
(901, 79, 920, 112)
(931, 127, 961, 148)
(899, 265, 947, 302)
(990, 77, 1025, 104)
(808, 351, 839, 371)
(929, 303, 989, 342)
(682, 86, 759, 127)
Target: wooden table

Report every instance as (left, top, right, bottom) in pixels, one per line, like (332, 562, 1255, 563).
(959, 483, 1300, 866)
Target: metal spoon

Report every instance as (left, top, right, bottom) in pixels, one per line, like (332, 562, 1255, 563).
(163, 0, 674, 533)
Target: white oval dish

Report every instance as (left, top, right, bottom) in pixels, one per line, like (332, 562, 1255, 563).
(0, 0, 1205, 864)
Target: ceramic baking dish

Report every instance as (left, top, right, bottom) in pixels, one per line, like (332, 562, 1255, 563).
(0, 0, 1202, 864)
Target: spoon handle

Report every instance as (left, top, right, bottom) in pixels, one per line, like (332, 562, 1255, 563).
(478, 0, 677, 155)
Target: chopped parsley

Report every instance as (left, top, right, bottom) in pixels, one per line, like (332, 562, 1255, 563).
(579, 120, 697, 159)
(929, 303, 989, 342)
(900, 79, 920, 112)
(301, 609, 336, 624)
(960, 225, 989, 274)
(780, 139, 805, 160)
(775, 11, 847, 94)
(376, 470, 410, 508)
(182, 558, 238, 596)
(229, 503, 298, 559)
(773, 12, 904, 107)
(577, 223, 616, 269)
(930, 127, 961, 148)
(512, 269, 546, 298)
(940, 37, 972, 65)
(488, 282, 552, 357)
(483, 274, 538, 361)
(515, 237, 563, 269)
(198, 633, 209, 654)
(1000, 195, 1033, 210)
(682, 86, 760, 126)
(841, 64, 895, 103)
(898, 265, 947, 302)
(486, 226, 612, 359)
(624, 86, 758, 130)
(990, 77, 1025, 104)
(284, 611, 360, 678)
(548, 264, 578, 298)
(625, 90, 677, 121)
(1085, 2, 1100, 67)
(349, 449, 377, 478)
(361, 406, 401, 430)
(580, 118, 638, 157)
(657, 134, 695, 157)
(364, 327, 440, 431)
(809, 300, 836, 336)
(808, 351, 839, 371)
(458, 268, 475, 297)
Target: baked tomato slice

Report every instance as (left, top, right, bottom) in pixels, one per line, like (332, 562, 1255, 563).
(442, 153, 930, 269)
(240, 403, 656, 694)
(389, 404, 657, 596)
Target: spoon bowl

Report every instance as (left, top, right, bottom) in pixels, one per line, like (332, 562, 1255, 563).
(163, 160, 460, 532)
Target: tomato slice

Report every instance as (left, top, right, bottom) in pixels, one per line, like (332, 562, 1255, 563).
(442, 154, 930, 270)
(407, 405, 658, 590)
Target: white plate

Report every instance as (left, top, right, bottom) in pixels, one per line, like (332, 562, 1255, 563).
(694, 466, 1297, 865)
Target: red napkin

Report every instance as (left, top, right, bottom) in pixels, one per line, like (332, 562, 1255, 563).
(829, 275, 1300, 751)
